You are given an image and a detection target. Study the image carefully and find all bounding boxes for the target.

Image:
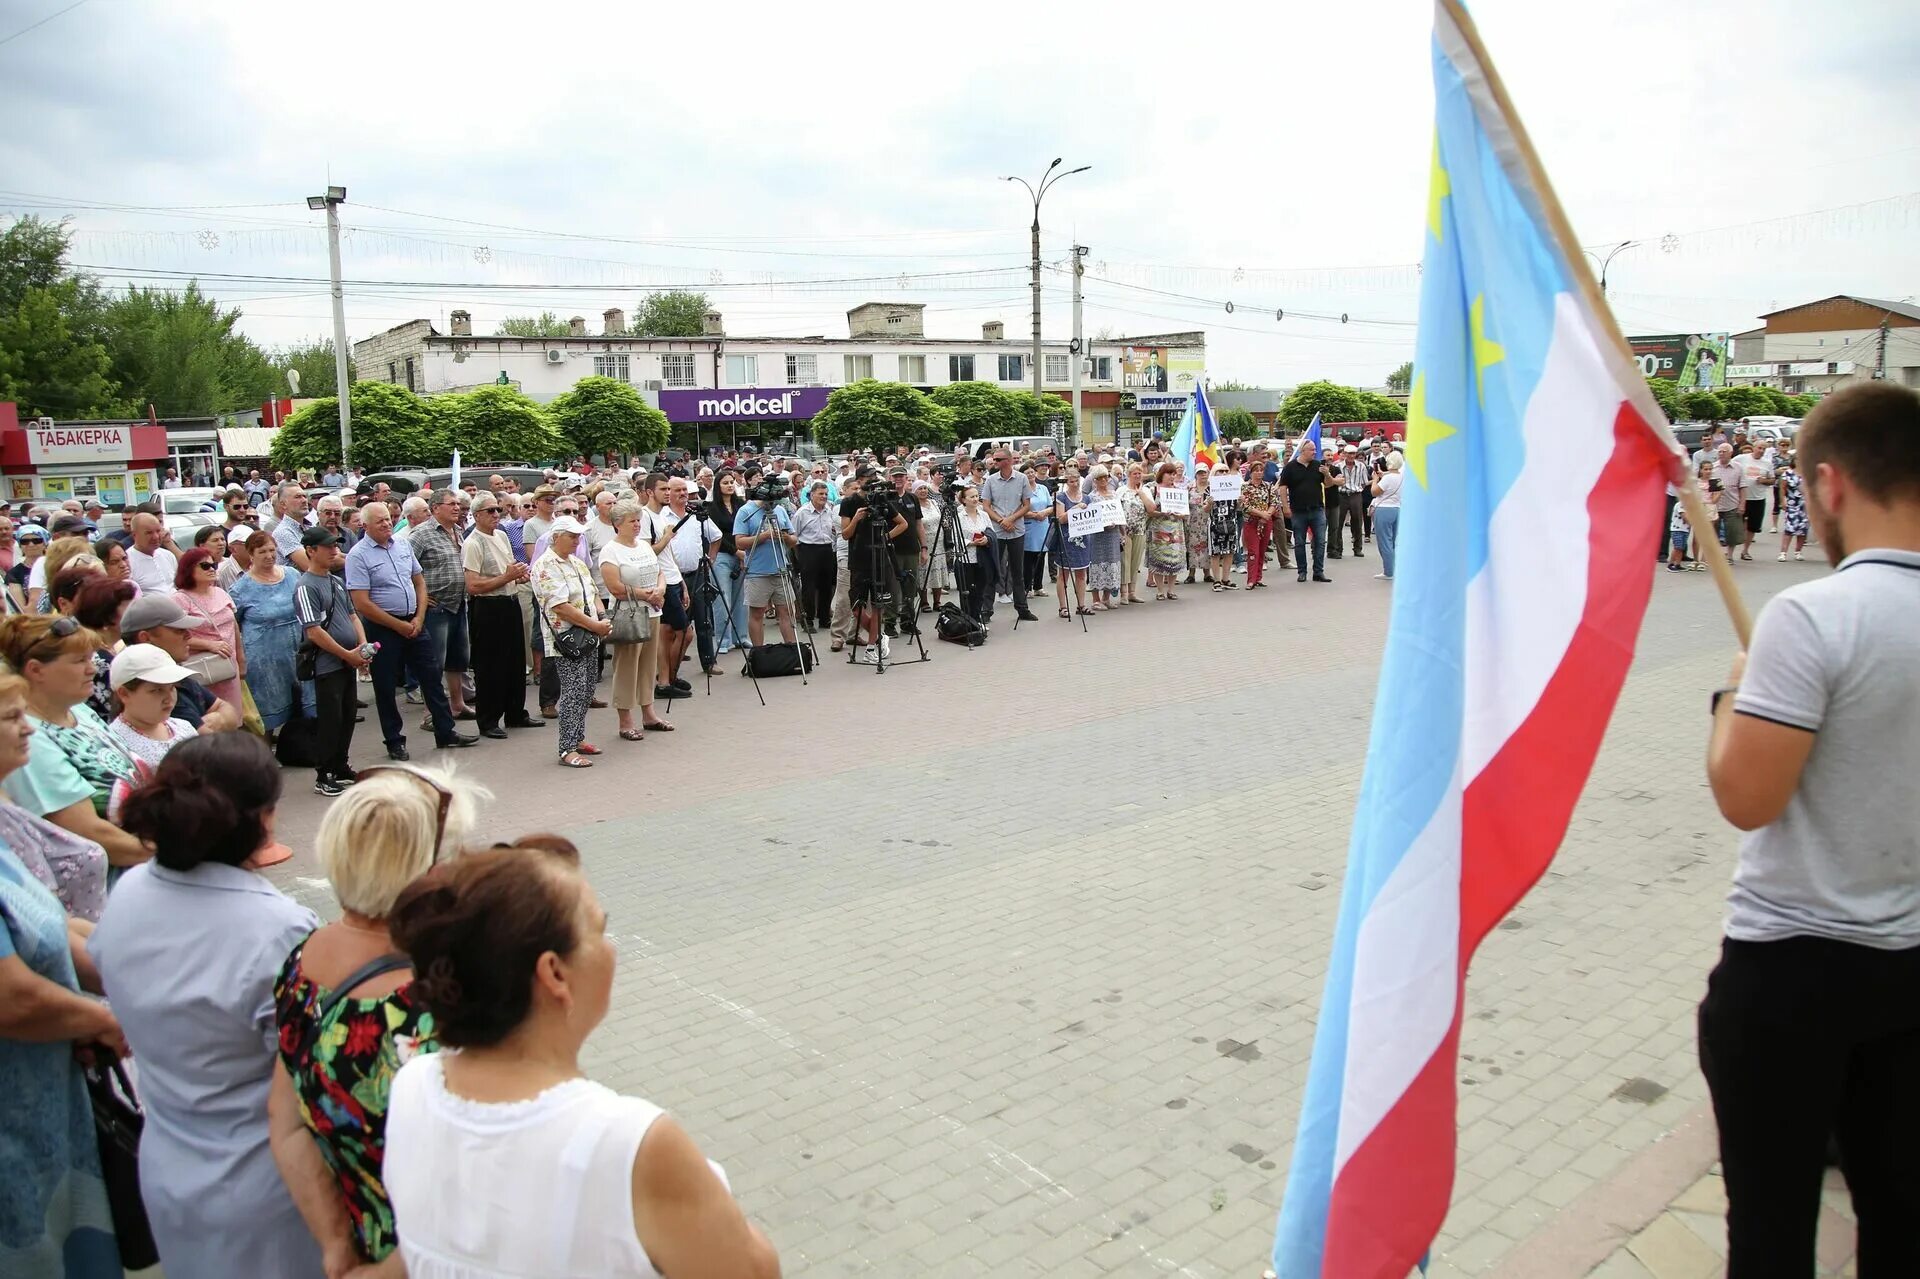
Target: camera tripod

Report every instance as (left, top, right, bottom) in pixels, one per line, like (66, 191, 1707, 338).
(730, 497, 817, 693)
(926, 488, 989, 645)
(850, 496, 930, 674)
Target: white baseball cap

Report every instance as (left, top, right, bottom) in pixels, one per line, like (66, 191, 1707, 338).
(109, 643, 197, 690)
(548, 515, 588, 536)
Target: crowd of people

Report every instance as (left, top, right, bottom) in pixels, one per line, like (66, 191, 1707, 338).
(0, 390, 1884, 1277)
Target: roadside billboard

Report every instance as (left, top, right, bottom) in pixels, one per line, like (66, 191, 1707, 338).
(1628, 333, 1728, 389)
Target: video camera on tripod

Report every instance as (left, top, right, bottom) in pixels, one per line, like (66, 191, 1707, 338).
(746, 474, 790, 504)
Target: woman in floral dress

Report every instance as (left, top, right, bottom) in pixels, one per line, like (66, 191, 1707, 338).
(1184, 464, 1213, 583)
(1118, 464, 1149, 604)
(1776, 457, 1810, 561)
(1142, 461, 1188, 600)
(227, 531, 303, 733)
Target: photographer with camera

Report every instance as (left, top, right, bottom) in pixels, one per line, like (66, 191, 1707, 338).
(884, 467, 925, 639)
(839, 467, 907, 664)
(660, 479, 723, 682)
(732, 472, 800, 654)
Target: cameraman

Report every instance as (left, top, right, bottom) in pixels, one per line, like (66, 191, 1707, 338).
(884, 467, 924, 639)
(839, 466, 906, 662)
(732, 474, 800, 652)
(661, 478, 723, 682)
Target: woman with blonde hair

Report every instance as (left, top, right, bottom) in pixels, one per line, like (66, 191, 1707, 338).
(272, 765, 487, 1276)
(1085, 464, 1122, 611)
(598, 500, 671, 743)
(29, 537, 97, 612)
(1119, 463, 1149, 604)
(1142, 461, 1187, 601)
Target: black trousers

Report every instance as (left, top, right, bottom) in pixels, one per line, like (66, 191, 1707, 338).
(1698, 935, 1920, 1278)
(795, 542, 836, 629)
(469, 595, 527, 731)
(956, 559, 992, 621)
(1335, 491, 1367, 555)
(311, 666, 357, 780)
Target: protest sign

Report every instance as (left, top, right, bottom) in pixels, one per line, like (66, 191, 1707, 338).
(1209, 474, 1243, 502)
(1157, 485, 1189, 515)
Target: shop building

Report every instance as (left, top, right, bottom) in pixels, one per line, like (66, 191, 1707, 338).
(0, 402, 176, 506)
(1726, 296, 1920, 396)
(353, 303, 1205, 449)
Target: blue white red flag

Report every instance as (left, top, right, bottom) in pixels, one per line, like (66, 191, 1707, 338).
(1271, 4, 1673, 1276)
(1290, 413, 1323, 462)
(1168, 387, 1222, 477)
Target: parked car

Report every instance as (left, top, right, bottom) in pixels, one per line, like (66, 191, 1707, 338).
(357, 465, 550, 497)
(959, 435, 1057, 461)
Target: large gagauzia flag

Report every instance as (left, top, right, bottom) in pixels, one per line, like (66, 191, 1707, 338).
(1271, 3, 1675, 1276)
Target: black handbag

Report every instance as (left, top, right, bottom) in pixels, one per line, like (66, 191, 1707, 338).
(85, 1058, 160, 1268)
(552, 622, 601, 660)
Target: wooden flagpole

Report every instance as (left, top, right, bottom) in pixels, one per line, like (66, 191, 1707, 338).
(1437, 0, 1752, 647)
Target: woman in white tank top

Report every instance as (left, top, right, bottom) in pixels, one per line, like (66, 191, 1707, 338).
(382, 838, 779, 1278)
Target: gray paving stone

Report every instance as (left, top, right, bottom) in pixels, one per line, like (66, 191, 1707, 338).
(258, 553, 1816, 1274)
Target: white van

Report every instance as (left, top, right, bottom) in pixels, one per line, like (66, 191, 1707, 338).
(959, 435, 1056, 461)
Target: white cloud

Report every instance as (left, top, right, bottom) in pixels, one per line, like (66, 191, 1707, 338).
(3, 0, 1916, 386)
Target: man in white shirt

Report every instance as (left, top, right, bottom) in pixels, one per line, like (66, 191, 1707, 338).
(1732, 439, 1776, 562)
(660, 478, 723, 683)
(126, 512, 179, 592)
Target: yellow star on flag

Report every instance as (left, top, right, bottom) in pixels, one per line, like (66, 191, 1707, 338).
(1426, 132, 1450, 243)
(1470, 295, 1505, 405)
(1404, 372, 1458, 490)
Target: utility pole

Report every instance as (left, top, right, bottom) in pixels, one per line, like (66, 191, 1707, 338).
(1875, 317, 1890, 379)
(1070, 244, 1087, 452)
(1002, 159, 1089, 403)
(308, 185, 353, 465)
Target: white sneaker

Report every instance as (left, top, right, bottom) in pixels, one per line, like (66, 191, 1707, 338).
(1777, 553, 1787, 562)
(860, 644, 878, 664)
(879, 635, 891, 658)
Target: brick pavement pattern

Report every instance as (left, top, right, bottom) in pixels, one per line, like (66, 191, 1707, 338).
(265, 555, 1817, 1276)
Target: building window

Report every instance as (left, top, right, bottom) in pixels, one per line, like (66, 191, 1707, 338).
(1092, 410, 1115, 443)
(888, 314, 902, 325)
(785, 353, 819, 384)
(1090, 356, 1112, 381)
(388, 361, 397, 383)
(724, 354, 757, 385)
(997, 354, 1023, 381)
(843, 354, 873, 381)
(1045, 353, 1069, 383)
(593, 354, 631, 382)
(898, 354, 926, 382)
(948, 354, 975, 382)
(660, 354, 695, 387)
(404, 357, 416, 393)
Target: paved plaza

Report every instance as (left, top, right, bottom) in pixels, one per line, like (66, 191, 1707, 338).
(263, 550, 1822, 1277)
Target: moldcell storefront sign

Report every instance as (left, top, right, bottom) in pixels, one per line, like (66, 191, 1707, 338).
(658, 387, 832, 423)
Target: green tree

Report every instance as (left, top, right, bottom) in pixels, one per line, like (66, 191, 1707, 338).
(1682, 390, 1726, 422)
(271, 381, 448, 473)
(812, 380, 955, 455)
(1716, 385, 1774, 419)
(1009, 390, 1078, 446)
(1217, 405, 1258, 438)
(927, 381, 1020, 441)
(272, 337, 352, 397)
(1643, 375, 1683, 421)
(436, 385, 565, 464)
(1385, 361, 1414, 393)
(1356, 391, 1407, 422)
(0, 217, 121, 417)
(632, 291, 711, 337)
(1784, 394, 1817, 416)
(1758, 386, 1793, 415)
(548, 376, 669, 461)
(496, 312, 574, 338)
(0, 287, 121, 418)
(101, 282, 280, 415)
(1278, 380, 1365, 432)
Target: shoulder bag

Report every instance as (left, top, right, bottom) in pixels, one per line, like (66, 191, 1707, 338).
(86, 1057, 160, 1268)
(548, 559, 602, 660)
(608, 552, 657, 645)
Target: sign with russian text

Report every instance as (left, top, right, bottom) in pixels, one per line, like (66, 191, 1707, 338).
(1157, 485, 1189, 515)
(26, 421, 134, 465)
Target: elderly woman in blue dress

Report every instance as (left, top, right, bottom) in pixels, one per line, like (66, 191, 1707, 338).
(0, 669, 126, 1278)
(88, 733, 329, 1279)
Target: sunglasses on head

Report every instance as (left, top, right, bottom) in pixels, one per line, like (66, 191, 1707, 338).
(353, 765, 456, 860)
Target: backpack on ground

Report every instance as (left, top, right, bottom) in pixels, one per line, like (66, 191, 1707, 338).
(935, 604, 987, 647)
(745, 643, 816, 676)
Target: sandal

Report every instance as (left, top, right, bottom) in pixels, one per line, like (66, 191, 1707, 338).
(575, 742, 603, 756)
(558, 752, 593, 768)
(642, 719, 675, 732)
(618, 728, 644, 741)
(1076, 606, 1095, 616)
(1166, 592, 1179, 600)
(1212, 583, 1224, 592)
(1059, 607, 1070, 619)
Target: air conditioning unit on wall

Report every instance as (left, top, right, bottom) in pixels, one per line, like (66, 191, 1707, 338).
(545, 349, 565, 365)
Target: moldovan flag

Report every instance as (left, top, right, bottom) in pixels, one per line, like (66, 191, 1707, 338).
(1168, 388, 1221, 477)
(1270, 3, 1673, 1276)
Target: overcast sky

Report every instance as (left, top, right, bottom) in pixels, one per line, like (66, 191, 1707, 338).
(4, 0, 1917, 388)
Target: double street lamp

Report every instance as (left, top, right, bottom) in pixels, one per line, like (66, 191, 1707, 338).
(1003, 159, 1089, 400)
(306, 185, 354, 466)
(1584, 239, 1641, 299)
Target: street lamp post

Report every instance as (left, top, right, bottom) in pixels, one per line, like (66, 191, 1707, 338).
(1003, 159, 1089, 401)
(307, 185, 353, 466)
(1584, 240, 1640, 299)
